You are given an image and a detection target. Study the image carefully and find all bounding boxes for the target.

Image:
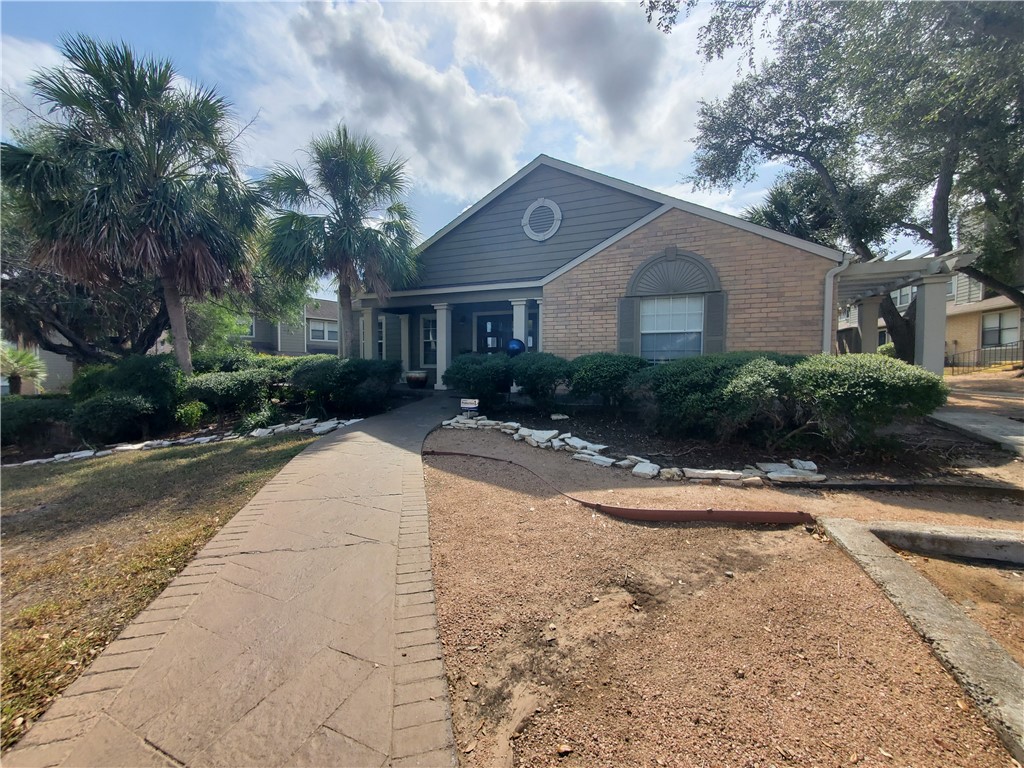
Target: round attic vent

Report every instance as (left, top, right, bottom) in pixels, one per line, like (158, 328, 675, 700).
(522, 198, 562, 241)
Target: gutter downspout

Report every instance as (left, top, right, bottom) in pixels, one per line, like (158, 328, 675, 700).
(822, 255, 853, 354)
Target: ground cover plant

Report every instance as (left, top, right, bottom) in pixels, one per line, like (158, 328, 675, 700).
(0, 434, 315, 750)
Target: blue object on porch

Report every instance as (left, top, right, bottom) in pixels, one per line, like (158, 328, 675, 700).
(507, 338, 526, 357)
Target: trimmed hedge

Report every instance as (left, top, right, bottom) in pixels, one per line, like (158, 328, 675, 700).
(71, 393, 155, 444)
(69, 355, 181, 432)
(791, 354, 948, 447)
(441, 354, 514, 410)
(509, 353, 572, 414)
(570, 353, 649, 409)
(1, 395, 74, 446)
(182, 369, 276, 417)
(289, 357, 401, 416)
(191, 347, 257, 373)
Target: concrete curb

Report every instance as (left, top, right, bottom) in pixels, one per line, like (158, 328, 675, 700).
(820, 517, 1024, 762)
(866, 520, 1024, 564)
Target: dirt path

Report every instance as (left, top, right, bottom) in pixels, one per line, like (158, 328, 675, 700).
(424, 429, 1020, 767)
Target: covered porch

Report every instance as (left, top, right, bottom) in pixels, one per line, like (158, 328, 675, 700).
(355, 288, 544, 388)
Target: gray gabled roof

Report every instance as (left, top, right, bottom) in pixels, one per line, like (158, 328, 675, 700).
(416, 154, 845, 263)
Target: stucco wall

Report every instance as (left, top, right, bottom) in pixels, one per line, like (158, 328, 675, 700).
(541, 207, 833, 359)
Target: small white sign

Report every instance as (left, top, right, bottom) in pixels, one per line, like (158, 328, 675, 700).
(460, 398, 479, 410)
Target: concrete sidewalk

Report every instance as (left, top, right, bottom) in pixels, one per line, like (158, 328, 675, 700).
(7, 394, 461, 768)
(929, 407, 1024, 457)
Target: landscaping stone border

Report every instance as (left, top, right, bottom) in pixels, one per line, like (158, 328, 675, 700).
(440, 413, 827, 487)
(2, 418, 363, 469)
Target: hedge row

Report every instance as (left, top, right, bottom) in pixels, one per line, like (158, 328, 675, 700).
(441, 350, 948, 449)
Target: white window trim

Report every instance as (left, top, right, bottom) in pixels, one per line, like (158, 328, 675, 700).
(420, 314, 438, 368)
(981, 309, 1021, 348)
(309, 318, 339, 343)
(378, 316, 386, 360)
(639, 295, 705, 363)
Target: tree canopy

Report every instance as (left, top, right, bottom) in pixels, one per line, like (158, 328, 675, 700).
(1, 35, 263, 374)
(262, 125, 418, 358)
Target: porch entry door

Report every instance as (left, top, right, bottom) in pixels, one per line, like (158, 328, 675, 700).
(476, 314, 513, 353)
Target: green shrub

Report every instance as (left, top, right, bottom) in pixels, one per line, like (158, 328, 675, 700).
(640, 352, 806, 439)
(250, 354, 303, 380)
(442, 354, 514, 411)
(791, 354, 948, 447)
(235, 401, 287, 434)
(175, 400, 209, 430)
(1, 395, 74, 446)
(877, 342, 896, 358)
(182, 369, 275, 417)
(720, 358, 797, 442)
(191, 346, 257, 373)
(71, 393, 155, 444)
(570, 353, 649, 409)
(290, 357, 401, 416)
(68, 355, 181, 432)
(510, 353, 572, 414)
(69, 364, 115, 402)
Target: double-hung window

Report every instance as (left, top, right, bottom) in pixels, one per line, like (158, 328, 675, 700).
(982, 310, 1020, 347)
(640, 296, 704, 363)
(309, 319, 338, 342)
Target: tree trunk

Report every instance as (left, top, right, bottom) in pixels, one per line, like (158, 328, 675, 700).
(931, 134, 960, 256)
(160, 273, 193, 375)
(804, 156, 875, 261)
(337, 281, 358, 359)
(957, 265, 1024, 310)
(9, 375, 22, 395)
(880, 295, 916, 363)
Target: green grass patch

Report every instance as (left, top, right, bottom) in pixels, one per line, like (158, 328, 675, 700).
(0, 434, 315, 751)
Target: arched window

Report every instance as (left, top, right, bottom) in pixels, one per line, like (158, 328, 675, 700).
(617, 247, 726, 361)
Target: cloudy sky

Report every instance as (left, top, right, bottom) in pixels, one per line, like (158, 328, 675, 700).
(2, 1, 786, 256)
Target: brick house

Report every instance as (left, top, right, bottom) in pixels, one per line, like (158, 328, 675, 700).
(352, 155, 846, 388)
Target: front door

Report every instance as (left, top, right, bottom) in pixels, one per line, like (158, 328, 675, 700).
(476, 314, 513, 353)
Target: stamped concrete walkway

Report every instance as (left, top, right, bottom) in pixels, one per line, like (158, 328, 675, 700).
(7, 394, 461, 768)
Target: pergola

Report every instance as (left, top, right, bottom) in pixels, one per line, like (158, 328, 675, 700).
(833, 249, 978, 374)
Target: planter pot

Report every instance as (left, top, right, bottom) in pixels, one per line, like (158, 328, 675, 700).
(406, 371, 428, 389)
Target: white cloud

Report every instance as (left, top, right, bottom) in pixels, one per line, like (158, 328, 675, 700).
(210, 2, 527, 202)
(1, 35, 64, 137)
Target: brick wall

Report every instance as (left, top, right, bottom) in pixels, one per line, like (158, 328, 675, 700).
(541, 208, 834, 359)
(945, 312, 980, 355)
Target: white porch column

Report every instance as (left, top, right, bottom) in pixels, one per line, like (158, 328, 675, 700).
(399, 315, 411, 378)
(858, 296, 883, 353)
(914, 274, 949, 375)
(535, 298, 543, 351)
(361, 307, 379, 359)
(511, 299, 528, 345)
(434, 303, 452, 390)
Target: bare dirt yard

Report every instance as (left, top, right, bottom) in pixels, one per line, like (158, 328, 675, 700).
(424, 427, 1022, 768)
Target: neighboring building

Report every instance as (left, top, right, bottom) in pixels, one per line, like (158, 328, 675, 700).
(838, 272, 1023, 368)
(1, 338, 75, 394)
(353, 154, 846, 388)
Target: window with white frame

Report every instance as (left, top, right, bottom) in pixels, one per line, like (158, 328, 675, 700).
(421, 315, 437, 366)
(981, 310, 1020, 347)
(640, 296, 704, 363)
(309, 319, 338, 342)
(361, 316, 386, 358)
(892, 286, 917, 307)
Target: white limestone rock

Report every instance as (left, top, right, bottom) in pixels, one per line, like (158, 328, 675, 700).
(94, 450, 113, 457)
(525, 436, 539, 447)
(741, 476, 764, 488)
(550, 413, 570, 421)
(299, 423, 316, 432)
(683, 468, 743, 481)
(250, 428, 273, 438)
(312, 424, 337, 436)
(142, 441, 171, 450)
(756, 462, 792, 473)
(588, 455, 616, 467)
(513, 433, 525, 441)
(613, 459, 635, 469)
(632, 462, 661, 479)
(516, 427, 533, 438)
(741, 468, 766, 478)
(767, 470, 826, 483)
(557, 433, 571, 440)
(659, 467, 684, 481)
(721, 479, 744, 488)
(551, 439, 566, 451)
(282, 424, 301, 433)
(192, 436, 215, 444)
(571, 452, 593, 462)
(531, 429, 560, 443)
(537, 441, 552, 450)
(113, 443, 146, 452)
(564, 436, 588, 451)
(501, 422, 521, 430)
(266, 424, 286, 432)
(625, 455, 647, 465)
(299, 418, 318, 425)
(790, 459, 818, 472)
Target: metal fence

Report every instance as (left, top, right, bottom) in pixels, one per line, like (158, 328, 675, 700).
(946, 340, 1023, 375)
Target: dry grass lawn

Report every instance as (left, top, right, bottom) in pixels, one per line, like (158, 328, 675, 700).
(0, 434, 314, 751)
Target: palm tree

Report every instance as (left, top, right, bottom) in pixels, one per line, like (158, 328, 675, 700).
(262, 125, 417, 359)
(1, 343, 47, 395)
(0, 36, 261, 374)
